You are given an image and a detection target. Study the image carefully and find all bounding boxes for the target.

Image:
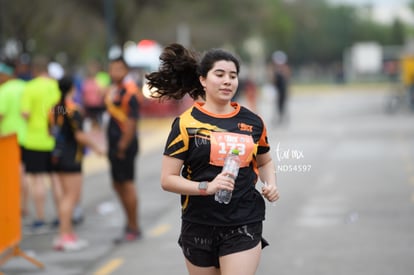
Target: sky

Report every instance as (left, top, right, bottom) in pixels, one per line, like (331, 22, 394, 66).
(328, 0, 414, 24)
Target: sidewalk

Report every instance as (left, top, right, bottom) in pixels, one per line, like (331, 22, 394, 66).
(83, 117, 174, 176)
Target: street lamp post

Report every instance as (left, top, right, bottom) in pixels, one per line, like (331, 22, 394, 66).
(104, 0, 116, 57)
(0, 0, 4, 56)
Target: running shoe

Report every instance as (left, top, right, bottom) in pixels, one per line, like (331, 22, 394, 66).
(50, 218, 60, 230)
(53, 233, 88, 252)
(113, 227, 142, 245)
(25, 220, 49, 235)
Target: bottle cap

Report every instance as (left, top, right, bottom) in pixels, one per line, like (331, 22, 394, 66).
(231, 148, 239, 155)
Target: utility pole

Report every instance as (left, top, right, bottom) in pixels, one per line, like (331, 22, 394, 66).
(177, 23, 190, 48)
(103, 0, 116, 57)
(0, 0, 4, 57)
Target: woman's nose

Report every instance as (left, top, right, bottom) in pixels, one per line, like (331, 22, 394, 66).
(223, 76, 231, 85)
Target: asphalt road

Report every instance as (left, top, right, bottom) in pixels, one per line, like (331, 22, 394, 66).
(1, 84, 414, 275)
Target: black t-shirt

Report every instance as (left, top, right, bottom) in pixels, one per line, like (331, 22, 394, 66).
(51, 100, 84, 166)
(164, 102, 270, 226)
(106, 81, 140, 156)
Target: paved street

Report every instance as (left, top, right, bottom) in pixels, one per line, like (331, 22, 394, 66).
(1, 84, 414, 275)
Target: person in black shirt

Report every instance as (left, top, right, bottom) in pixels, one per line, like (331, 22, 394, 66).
(146, 44, 279, 275)
(272, 51, 291, 124)
(105, 57, 142, 244)
(51, 76, 104, 251)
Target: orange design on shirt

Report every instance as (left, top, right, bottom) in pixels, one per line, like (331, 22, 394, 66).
(238, 122, 253, 132)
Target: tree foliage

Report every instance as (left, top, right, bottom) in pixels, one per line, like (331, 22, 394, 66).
(0, 0, 409, 67)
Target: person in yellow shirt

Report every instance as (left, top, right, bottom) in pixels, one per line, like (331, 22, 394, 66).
(21, 56, 61, 234)
(0, 60, 28, 216)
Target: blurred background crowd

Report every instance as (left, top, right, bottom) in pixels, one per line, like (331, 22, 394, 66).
(1, 0, 414, 99)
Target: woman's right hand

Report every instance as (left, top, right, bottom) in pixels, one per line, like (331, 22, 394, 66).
(207, 172, 235, 195)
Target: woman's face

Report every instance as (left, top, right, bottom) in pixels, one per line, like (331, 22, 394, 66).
(200, 60, 238, 104)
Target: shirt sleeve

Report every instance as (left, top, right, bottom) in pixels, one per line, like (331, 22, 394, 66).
(0, 87, 6, 115)
(127, 94, 139, 120)
(68, 109, 84, 133)
(163, 117, 188, 160)
(51, 81, 61, 106)
(257, 118, 270, 155)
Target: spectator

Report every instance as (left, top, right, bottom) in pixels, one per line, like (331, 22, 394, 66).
(81, 59, 108, 130)
(0, 60, 28, 216)
(105, 57, 142, 244)
(51, 75, 104, 251)
(21, 55, 61, 234)
(272, 50, 291, 124)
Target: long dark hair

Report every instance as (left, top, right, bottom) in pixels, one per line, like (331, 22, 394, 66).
(54, 75, 73, 116)
(146, 43, 240, 100)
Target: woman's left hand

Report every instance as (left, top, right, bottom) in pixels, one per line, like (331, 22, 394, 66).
(261, 183, 280, 203)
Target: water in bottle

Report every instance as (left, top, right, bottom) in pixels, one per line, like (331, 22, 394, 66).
(215, 148, 240, 204)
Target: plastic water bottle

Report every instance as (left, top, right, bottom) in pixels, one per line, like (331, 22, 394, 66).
(215, 149, 240, 204)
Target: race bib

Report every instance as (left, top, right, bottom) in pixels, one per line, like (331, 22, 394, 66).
(210, 132, 255, 168)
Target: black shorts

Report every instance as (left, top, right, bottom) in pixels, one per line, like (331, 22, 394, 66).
(24, 149, 52, 173)
(51, 144, 82, 173)
(51, 158, 82, 173)
(109, 154, 136, 182)
(178, 221, 268, 268)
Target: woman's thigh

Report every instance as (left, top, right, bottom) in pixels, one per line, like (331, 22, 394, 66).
(219, 242, 262, 275)
(185, 259, 220, 275)
(59, 173, 82, 202)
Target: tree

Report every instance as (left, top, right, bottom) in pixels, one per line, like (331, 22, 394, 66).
(0, 0, 408, 68)
(390, 18, 405, 45)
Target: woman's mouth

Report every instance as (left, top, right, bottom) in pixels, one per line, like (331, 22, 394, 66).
(220, 88, 233, 94)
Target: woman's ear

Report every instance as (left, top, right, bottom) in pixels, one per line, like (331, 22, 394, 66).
(199, 76, 206, 89)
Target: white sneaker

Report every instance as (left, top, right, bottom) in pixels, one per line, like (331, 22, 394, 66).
(53, 234, 89, 252)
(62, 238, 88, 251)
